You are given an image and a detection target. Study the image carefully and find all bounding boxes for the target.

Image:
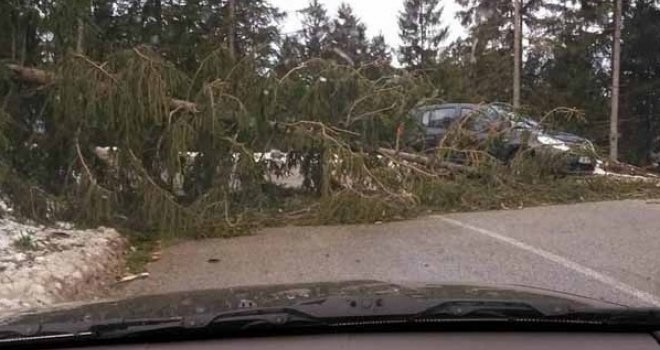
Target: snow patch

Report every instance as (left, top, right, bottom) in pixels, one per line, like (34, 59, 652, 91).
(593, 164, 660, 183)
(0, 206, 126, 312)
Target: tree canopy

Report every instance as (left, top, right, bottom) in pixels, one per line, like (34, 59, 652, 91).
(398, 0, 449, 68)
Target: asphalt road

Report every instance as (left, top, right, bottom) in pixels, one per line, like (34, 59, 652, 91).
(113, 199, 660, 307)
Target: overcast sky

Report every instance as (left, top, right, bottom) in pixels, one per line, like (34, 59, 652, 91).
(273, 0, 467, 52)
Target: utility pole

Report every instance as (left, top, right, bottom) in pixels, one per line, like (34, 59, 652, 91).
(513, 0, 522, 109)
(609, 0, 622, 161)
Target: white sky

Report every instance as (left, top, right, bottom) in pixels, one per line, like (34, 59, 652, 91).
(273, 0, 467, 51)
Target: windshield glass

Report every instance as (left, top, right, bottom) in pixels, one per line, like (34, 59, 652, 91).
(489, 104, 541, 129)
(1, 0, 660, 340)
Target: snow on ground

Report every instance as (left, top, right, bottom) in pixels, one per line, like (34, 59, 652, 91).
(593, 161, 660, 184)
(0, 212, 126, 311)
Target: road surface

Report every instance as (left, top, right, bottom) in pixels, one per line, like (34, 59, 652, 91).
(112, 199, 660, 307)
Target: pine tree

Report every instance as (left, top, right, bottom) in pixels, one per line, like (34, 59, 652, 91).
(0, 0, 44, 65)
(452, 0, 549, 102)
(218, 0, 285, 67)
(141, 0, 163, 45)
(620, 0, 660, 164)
(397, 0, 449, 69)
(367, 34, 391, 65)
(522, 0, 612, 141)
(300, 0, 331, 59)
(276, 34, 305, 74)
(328, 3, 369, 66)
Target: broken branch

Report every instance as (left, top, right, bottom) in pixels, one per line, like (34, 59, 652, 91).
(7, 63, 200, 114)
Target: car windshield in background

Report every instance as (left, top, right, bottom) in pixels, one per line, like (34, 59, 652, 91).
(489, 104, 541, 129)
(1, 0, 660, 347)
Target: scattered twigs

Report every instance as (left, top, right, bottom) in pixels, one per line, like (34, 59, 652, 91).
(72, 54, 117, 83)
(74, 134, 113, 194)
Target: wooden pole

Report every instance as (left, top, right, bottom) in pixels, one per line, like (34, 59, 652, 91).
(513, 0, 522, 109)
(609, 0, 622, 161)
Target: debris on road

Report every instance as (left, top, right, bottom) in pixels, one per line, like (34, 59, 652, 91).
(118, 272, 150, 283)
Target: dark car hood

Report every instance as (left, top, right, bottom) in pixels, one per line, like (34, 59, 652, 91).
(545, 131, 591, 145)
(0, 281, 622, 326)
(508, 115, 592, 147)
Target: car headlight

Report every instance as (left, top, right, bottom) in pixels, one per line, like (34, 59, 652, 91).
(536, 135, 570, 152)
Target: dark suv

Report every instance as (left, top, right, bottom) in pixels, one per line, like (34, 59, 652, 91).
(408, 103, 597, 173)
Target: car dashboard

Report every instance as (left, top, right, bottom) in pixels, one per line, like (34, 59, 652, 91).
(55, 332, 660, 350)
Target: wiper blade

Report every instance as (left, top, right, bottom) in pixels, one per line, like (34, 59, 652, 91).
(548, 309, 660, 326)
(0, 316, 185, 344)
(420, 302, 660, 327)
(89, 316, 185, 338)
(204, 308, 325, 330)
(0, 310, 322, 345)
(201, 299, 551, 327)
(417, 300, 546, 319)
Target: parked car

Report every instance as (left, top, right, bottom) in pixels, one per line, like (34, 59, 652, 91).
(406, 103, 597, 173)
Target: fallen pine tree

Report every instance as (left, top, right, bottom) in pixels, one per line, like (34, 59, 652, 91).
(0, 48, 448, 235)
(6, 60, 453, 171)
(1, 48, 659, 237)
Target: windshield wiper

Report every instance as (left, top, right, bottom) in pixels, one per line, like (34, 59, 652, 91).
(417, 300, 546, 319)
(418, 302, 660, 328)
(0, 316, 185, 346)
(547, 309, 660, 327)
(0, 310, 323, 346)
(202, 308, 326, 331)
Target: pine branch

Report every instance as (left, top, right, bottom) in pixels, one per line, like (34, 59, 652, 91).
(7, 64, 54, 85)
(377, 147, 475, 173)
(75, 136, 113, 194)
(6, 63, 199, 113)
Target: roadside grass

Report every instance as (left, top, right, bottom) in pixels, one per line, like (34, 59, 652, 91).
(12, 231, 38, 251)
(415, 175, 660, 213)
(120, 229, 158, 273)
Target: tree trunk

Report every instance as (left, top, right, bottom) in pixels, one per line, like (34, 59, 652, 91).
(513, 0, 522, 109)
(419, 1, 426, 67)
(10, 21, 16, 61)
(227, 0, 236, 61)
(610, 0, 622, 161)
(76, 17, 85, 54)
(376, 147, 473, 172)
(7, 64, 53, 85)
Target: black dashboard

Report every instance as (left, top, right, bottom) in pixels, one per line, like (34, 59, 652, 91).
(58, 332, 660, 350)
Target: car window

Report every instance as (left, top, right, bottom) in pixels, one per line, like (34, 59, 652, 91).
(460, 107, 496, 132)
(423, 108, 456, 128)
(460, 108, 475, 118)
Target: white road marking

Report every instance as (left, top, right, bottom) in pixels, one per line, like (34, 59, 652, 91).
(438, 217, 660, 307)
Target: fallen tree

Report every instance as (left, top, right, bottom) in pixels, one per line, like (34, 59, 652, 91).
(6, 59, 467, 174)
(0, 49, 447, 235)
(3, 49, 657, 237)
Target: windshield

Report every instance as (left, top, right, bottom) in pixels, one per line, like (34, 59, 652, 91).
(489, 104, 541, 129)
(1, 0, 660, 341)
